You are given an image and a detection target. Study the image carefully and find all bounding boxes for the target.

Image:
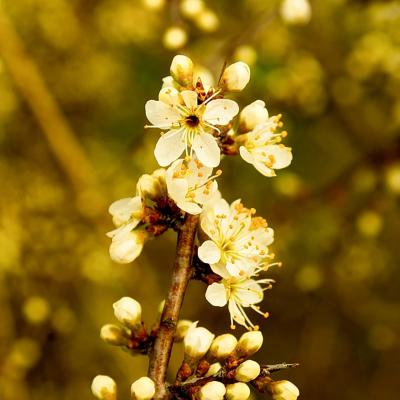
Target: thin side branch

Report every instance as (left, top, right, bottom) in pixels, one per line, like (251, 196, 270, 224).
(0, 3, 98, 194)
(148, 214, 200, 400)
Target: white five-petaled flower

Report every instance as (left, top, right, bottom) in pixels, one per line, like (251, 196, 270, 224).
(107, 196, 147, 264)
(205, 265, 275, 330)
(198, 198, 274, 277)
(166, 157, 220, 214)
(239, 114, 293, 177)
(145, 89, 239, 167)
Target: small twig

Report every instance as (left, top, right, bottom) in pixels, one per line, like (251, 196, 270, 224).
(261, 363, 300, 374)
(148, 214, 200, 400)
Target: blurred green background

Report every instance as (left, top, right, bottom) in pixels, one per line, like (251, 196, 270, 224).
(0, 0, 399, 399)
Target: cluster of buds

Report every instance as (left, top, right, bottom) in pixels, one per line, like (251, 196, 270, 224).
(171, 323, 299, 400)
(100, 297, 152, 354)
(91, 374, 157, 400)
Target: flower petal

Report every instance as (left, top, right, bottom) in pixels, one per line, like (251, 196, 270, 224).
(180, 90, 198, 109)
(177, 201, 203, 215)
(109, 231, 145, 264)
(239, 146, 254, 164)
(154, 129, 186, 166)
(192, 132, 220, 167)
(203, 99, 239, 125)
(205, 283, 228, 307)
(145, 100, 180, 127)
(198, 240, 221, 264)
(109, 197, 142, 227)
(264, 145, 293, 169)
(234, 279, 264, 305)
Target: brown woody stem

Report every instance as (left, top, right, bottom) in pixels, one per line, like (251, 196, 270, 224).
(148, 214, 200, 399)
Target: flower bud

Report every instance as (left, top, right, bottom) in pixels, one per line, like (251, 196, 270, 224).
(234, 360, 260, 382)
(268, 380, 300, 400)
(91, 375, 117, 400)
(225, 382, 250, 400)
(280, 0, 311, 25)
(170, 55, 194, 87)
(235, 331, 263, 357)
(109, 230, 146, 264)
(175, 319, 193, 342)
(205, 362, 222, 377)
(184, 322, 215, 359)
(158, 87, 181, 105)
(209, 334, 237, 360)
(198, 381, 226, 400)
(137, 172, 165, 202)
(239, 100, 269, 132)
(113, 297, 142, 329)
(100, 324, 130, 347)
(220, 62, 250, 92)
(130, 377, 156, 400)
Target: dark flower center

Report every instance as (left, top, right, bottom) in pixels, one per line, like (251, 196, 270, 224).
(185, 114, 200, 127)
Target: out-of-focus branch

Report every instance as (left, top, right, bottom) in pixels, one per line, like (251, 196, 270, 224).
(0, 4, 98, 195)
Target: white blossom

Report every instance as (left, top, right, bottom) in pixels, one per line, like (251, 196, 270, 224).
(91, 375, 117, 400)
(108, 196, 142, 228)
(234, 360, 261, 382)
(225, 383, 251, 400)
(221, 62, 251, 92)
(166, 157, 219, 214)
(198, 198, 274, 277)
(145, 89, 239, 167)
(235, 330, 263, 357)
(205, 267, 274, 330)
(239, 115, 292, 177)
(268, 380, 300, 400)
(112, 297, 142, 329)
(107, 226, 147, 264)
(209, 333, 238, 359)
(183, 321, 215, 359)
(130, 377, 156, 400)
(239, 100, 269, 133)
(170, 54, 194, 87)
(199, 381, 226, 400)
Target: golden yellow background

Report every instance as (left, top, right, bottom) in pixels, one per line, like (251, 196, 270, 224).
(0, 0, 399, 399)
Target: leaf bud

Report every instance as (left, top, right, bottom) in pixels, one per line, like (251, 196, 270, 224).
(209, 334, 238, 360)
(239, 100, 269, 133)
(268, 380, 300, 400)
(100, 324, 130, 347)
(175, 319, 193, 342)
(91, 375, 117, 400)
(235, 331, 263, 357)
(198, 381, 226, 400)
(234, 360, 260, 382)
(130, 377, 156, 400)
(220, 62, 250, 92)
(225, 382, 250, 400)
(170, 55, 194, 87)
(184, 322, 215, 359)
(113, 297, 142, 330)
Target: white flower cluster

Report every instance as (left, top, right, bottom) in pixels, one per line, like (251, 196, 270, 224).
(173, 322, 299, 400)
(106, 54, 293, 330)
(198, 197, 278, 330)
